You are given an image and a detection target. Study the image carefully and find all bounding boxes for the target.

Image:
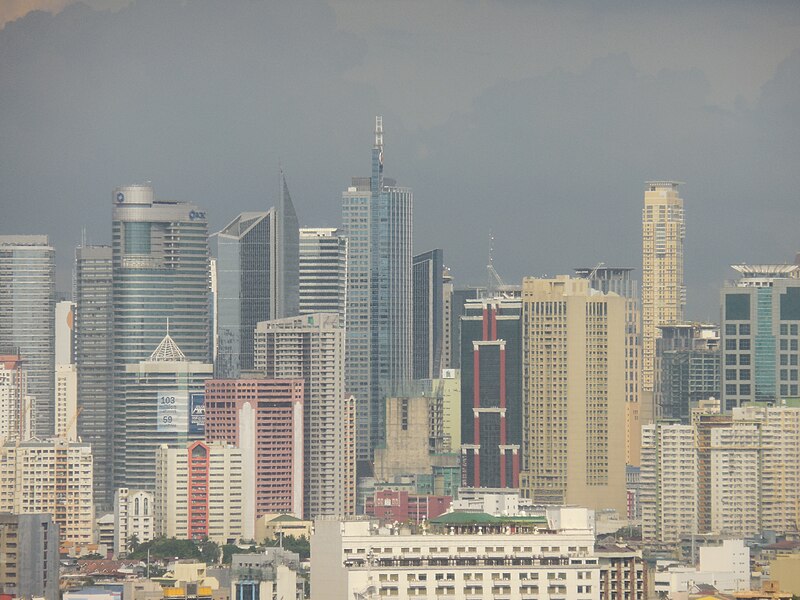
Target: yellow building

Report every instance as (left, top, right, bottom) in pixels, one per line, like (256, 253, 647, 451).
(255, 513, 313, 543)
(519, 276, 627, 515)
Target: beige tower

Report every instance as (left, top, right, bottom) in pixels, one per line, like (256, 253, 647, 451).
(520, 276, 627, 515)
(642, 181, 685, 424)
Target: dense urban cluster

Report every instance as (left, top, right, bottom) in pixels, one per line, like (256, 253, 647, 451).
(2, 118, 800, 600)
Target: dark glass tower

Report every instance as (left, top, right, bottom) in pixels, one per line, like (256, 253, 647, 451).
(413, 249, 443, 380)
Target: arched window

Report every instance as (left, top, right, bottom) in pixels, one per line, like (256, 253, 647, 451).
(144, 497, 149, 515)
(134, 497, 140, 516)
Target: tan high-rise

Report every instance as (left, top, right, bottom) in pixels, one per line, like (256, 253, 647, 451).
(642, 181, 685, 424)
(520, 276, 627, 515)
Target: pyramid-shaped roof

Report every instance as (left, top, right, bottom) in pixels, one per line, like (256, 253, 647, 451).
(149, 333, 187, 362)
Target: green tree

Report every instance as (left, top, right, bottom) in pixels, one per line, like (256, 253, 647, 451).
(265, 535, 310, 560)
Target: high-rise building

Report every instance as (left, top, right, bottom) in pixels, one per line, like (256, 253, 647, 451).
(520, 277, 627, 514)
(642, 181, 685, 425)
(111, 184, 211, 488)
(113, 488, 155, 557)
(0, 438, 94, 547)
(120, 333, 213, 490)
(449, 287, 485, 370)
(0, 352, 32, 445)
(442, 268, 454, 369)
(654, 323, 720, 422)
(254, 313, 354, 518)
(204, 379, 304, 519)
(692, 405, 733, 535)
(460, 296, 522, 489)
(54, 300, 77, 440)
(0, 513, 60, 600)
(0, 235, 55, 438)
(155, 440, 249, 546)
(720, 264, 800, 411)
(299, 228, 347, 324)
(413, 250, 444, 380)
(74, 245, 114, 508)
(575, 266, 641, 466)
(341, 117, 413, 462)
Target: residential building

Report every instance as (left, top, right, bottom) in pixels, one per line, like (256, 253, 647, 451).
(442, 268, 454, 369)
(298, 227, 347, 324)
(653, 539, 749, 596)
(341, 117, 413, 463)
(254, 313, 354, 518)
(460, 295, 522, 489)
(112, 184, 211, 489)
(230, 551, 302, 600)
(114, 489, 155, 557)
(710, 421, 761, 536)
(413, 249, 444, 380)
(120, 333, 212, 491)
(204, 379, 304, 520)
(575, 266, 641, 466)
(0, 438, 93, 547)
(0, 235, 55, 438)
(642, 181, 685, 425)
(692, 406, 732, 535)
(0, 512, 59, 600)
(54, 301, 77, 439)
(95, 512, 115, 555)
(0, 352, 32, 445)
(596, 545, 647, 600)
(520, 276, 627, 515)
(720, 264, 800, 410)
(155, 441, 248, 546)
(74, 244, 114, 509)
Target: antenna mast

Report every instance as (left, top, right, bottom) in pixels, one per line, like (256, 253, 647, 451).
(375, 116, 384, 167)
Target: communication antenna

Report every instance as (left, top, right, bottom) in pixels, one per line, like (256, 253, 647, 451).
(375, 116, 384, 166)
(487, 231, 506, 296)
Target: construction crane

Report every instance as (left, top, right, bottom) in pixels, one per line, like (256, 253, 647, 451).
(59, 405, 83, 441)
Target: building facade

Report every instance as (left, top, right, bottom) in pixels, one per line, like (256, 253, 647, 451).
(0, 352, 31, 445)
(0, 512, 59, 600)
(298, 227, 347, 324)
(113, 488, 155, 557)
(413, 249, 444, 380)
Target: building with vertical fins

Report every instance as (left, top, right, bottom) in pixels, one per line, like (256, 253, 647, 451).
(341, 117, 413, 464)
(413, 249, 444, 380)
(459, 295, 522, 489)
(299, 228, 347, 325)
(74, 244, 114, 509)
(0, 235, 55, 438)
(111, 184, 211, 488)
(641, 181, 685, 426)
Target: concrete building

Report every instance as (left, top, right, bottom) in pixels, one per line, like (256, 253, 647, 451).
(0, 512, 60, 600)
(0, 352, 32, 445)
(74, 244, 115, 509)
(642, 181, 686, 425)
(311, 507, 599, 600)
(111, 184, 211, 489)
(520, 276, 627, 515)
(155, 441, 249, 546)
(121, 333, 213, 491)
(0, 235, 56, 438)
(413, 249, 444, 380)
(55, 302, 78, 440)
(341, 117, 413, 463)
(114, 489, 155, 557)
(596, 545, 647, 600)
(654, 540, 749, 596)
(204, 379, 304, 520)
(575, 266, 642, 466)
(230, 551, 302, 600)
(298, 227, 347, 325)
(442, 268, 454, 369)
(460, 295, 522, 489)
(641, 423, 696, 543)
(0, 438, 93, 547)
(692, 407, 733, 535)
(364, 490, 451, 525)
(254, 313, 354, 519)
(720, 264, 800, 410)
(255, 514, 313, 543)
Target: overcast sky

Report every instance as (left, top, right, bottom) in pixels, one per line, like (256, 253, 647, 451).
(1, 0, 799, 319)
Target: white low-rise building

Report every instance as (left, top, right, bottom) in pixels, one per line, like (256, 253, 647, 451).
(114, 488, 155, 557)
(654, 539, 750, 596)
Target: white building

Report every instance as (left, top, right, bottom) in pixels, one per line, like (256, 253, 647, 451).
(710, 422, 760, 536)
(0, 353, 32, 445)
(298, 227, 347, 325)
(654, 539, 749, 596)
(312, 508, 601, 600)
(114, 488, 155, 557)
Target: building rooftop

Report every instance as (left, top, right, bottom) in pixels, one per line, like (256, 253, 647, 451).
(731, 264, 799, 278)
(148, 333, 187, 362)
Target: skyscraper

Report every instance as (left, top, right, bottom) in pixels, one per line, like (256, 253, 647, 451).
(642, 181, 685, 425)
(111, 184, 211, 488)
(0, 235, 55, 438)
(74, 244, 114, 508)
(342, 117, 413, 462)
(299, 228, 347, 324)
(54, 300, 77, 440)
(413, 249, 444, 380)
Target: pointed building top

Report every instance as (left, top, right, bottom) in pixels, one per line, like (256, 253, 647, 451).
(149, 332, 187, 362)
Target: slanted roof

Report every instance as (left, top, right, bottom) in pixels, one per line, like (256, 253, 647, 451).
(149, 334, 187, 362)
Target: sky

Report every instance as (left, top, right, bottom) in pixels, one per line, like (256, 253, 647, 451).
(1, 0, 799, 319)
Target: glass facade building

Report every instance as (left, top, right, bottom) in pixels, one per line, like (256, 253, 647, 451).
(413, 249, 444, 380)
(299, 228, 347, 325)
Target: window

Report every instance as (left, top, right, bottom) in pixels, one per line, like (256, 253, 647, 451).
(739, 339, 751, 350)
(726, 339, 737, 350)
(739, 324, 750, 335)
(725, 324, 737, 336)
(740, 354, 751, 365)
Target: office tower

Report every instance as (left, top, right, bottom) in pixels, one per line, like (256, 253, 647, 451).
(520, 277, 627, 514)
(0, 352, 32, 445)
(254, 313, 354, 518)
(155, 440, 248, 545)
(120, 332, 212, 490)
(0, 235, 55, 438)
(460, 295, 522, 489)
(299, 228, 347, 323)
(276, 171, 300, 320)
(442, 268, 453, 369)
(113, 488, 155, 557)
(210, 257, 218, 362)
(449, 287, 485, 370)
(341, 117, 413, 462)
(575, 266, 641, 466)
(54, 300, 77, 440)
(640, 422, 697, 543)
(413, 250, 444, 380)
(204, 379, 304, 518)
(74, 245, 114, 508)
(642, 181, 685, 425)
(654, 323, 720, 422)
(0, 438, 94, 546)
(720, 264, 800, 411)
(0, 513, 60, 600)
(112, 184, 211, 488)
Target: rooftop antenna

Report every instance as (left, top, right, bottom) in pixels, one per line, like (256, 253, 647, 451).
(375, 116, 384, 167)
(487, 230, 505, 297)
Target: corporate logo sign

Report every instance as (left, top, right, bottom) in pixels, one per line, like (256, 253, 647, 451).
(116, 192, 125, 203)
(189, 210, 206, 220)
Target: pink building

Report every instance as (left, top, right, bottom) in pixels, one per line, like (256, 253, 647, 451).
(364, 490, 451, 525)
(204, 379, 304, 518)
